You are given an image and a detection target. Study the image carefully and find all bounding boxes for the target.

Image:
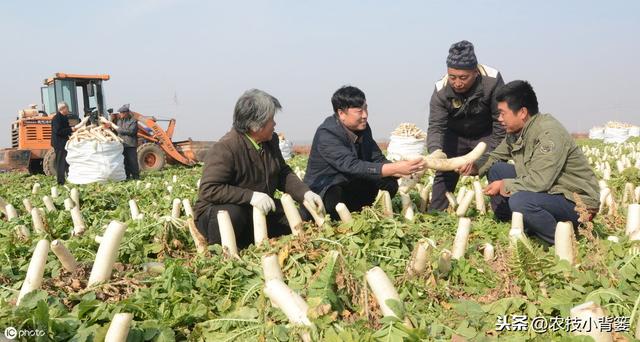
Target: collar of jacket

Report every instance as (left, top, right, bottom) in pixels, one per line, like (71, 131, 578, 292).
(333, 114, 364, 144)
(231, 128, 271, 157)
(444, 74, 484, 100)
(509, 113, 541, 151)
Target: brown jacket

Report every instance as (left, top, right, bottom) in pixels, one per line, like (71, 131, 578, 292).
(194, 129, 309, 220)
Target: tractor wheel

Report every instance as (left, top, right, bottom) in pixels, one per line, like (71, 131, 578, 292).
(43, 149, 57, 176)
(137, 143, 166, 172)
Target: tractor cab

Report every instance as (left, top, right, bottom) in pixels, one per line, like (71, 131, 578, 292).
(41, 73, 111, 119)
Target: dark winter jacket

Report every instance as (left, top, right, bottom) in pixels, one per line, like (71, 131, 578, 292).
(427, 64, 505, 153)
(51, 112, 72, 150)
(303, 115, 390, 196)
(194, 129, 309, 220)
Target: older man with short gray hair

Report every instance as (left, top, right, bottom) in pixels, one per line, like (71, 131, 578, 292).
(51, 101, 76, 185)
(194, 89, 324, 250)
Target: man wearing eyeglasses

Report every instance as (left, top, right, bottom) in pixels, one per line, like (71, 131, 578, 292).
(427, 40, 505, 212)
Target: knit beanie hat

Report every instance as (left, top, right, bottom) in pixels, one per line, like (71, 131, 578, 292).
(446, 40, 477, 70)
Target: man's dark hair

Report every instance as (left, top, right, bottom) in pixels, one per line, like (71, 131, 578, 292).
(495, 80, 539, 115)
(331, 86, 366, 113)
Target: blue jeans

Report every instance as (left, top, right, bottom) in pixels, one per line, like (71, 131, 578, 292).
(487, 162, 579, 244)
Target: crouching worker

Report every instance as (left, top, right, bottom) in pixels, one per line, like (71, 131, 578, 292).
(194, 89, 324, 250)
(304, 86, 425, 221)
(458, 80, 599, 244)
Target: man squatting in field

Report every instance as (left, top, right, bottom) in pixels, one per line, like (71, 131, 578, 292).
(303, 86, 425, 221)
(194, 89, 324, 249)
(427, 40, 505, 211)
(458, 80, 600, 244)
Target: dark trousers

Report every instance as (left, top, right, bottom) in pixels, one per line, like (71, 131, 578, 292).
(54, 148, 68, 185)
(320, 177, 398, 221)
(487, 162, 579, 244)
(429, 130, 495, 211)
(196, 200, 291, 250)
(123, 146, 140, 179)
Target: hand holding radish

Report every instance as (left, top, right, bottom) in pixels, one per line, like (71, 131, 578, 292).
(303, 191, 325, 215)
(383, 158, 424, 177)
(456, 162, 478, 176)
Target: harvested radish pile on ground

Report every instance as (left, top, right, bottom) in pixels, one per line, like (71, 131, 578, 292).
(1, 138, 640, 341)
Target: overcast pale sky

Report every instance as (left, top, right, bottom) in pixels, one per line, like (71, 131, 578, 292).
(1, 0, 638, 146)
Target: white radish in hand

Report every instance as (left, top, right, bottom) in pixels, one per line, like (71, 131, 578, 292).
(303, 199, 325, 227)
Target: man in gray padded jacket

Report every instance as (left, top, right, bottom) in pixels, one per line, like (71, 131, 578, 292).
(427, 40, 505, 211)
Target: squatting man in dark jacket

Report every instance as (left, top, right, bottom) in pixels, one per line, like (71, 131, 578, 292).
(458, 80, 600, 244)
(427, 40, 505, 212)
(194, 89, 324, 249)
(303, 86, 425, 221)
